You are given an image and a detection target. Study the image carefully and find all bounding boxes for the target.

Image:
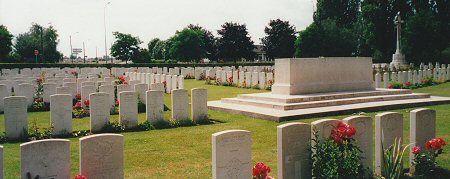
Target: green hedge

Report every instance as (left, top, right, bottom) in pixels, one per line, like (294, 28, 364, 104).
(0, 62, 274, 69)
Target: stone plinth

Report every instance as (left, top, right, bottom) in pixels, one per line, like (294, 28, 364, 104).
(272, 57, 375, 95)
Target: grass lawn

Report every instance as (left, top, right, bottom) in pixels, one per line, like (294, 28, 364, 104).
(1, 79, 449, 178)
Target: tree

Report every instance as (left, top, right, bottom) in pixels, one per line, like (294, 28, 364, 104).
(295, 20, 356, 57)
(0, 25, 13, 61)
(402, 10, 441, 63)
(147, 38, 160, 59)
(217, 22, 255, 62)
(314, 0, 361, 28)
(261, 19, 297, 59)
(187, 24, 218, 61)
(110, 32, 142, 64)
(14, 23, 62, 63)
(152, 39, 172, 60)
(132, 48, 150, 63)
(169, 28, 206, 62)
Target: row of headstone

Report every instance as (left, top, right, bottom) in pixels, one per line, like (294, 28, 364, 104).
(124, 73, 185, 93)
(0, 134, 123, 178)
(205, 69, 274, 89)
(374, 66, 450, 88)
(212, 108, 437, 178)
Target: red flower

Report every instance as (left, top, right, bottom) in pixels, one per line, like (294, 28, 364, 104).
(73, 102, 82, 110)
(123, 81, 128, 85)
(75, 94, 81, 100)
(330, 122, 357, 144)
(412, 146, 421, 155)
(426, 138, 447, 150)
(405, 81, 411, 86)
(36, 77, 43, 83)
(84, 100, 90, 107)
(116, 100, 120, 106)
(74, 175, 86, 179)
(252, 162, 271, 178)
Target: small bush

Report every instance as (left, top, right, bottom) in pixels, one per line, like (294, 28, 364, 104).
(138, 121, 155, 131)
(176, 119, 195, 127)
(101, 121, 125, 133)
(152, 119, 172, 129)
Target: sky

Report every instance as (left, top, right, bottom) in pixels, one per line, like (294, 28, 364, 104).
(0, 0, 315, 58)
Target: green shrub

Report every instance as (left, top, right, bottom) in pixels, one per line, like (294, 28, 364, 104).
(138, 121, 155, 131)
(101, 121, 125, 133)
(151, 119, 172, 129)
(176, 119, 195, 127)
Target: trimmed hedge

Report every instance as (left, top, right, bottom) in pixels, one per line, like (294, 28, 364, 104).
(0, 62, 274, 69)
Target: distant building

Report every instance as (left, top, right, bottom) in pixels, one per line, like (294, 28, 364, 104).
(253, 45, 268, 62)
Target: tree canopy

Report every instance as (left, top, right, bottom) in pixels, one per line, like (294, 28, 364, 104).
(169, 28, 206, 62)
(0, 25, 13, 61)
(261, 19, 297, 59)
(217, 22, 255, 62)
(110, 32, 142, 64)
(14, 23, 62, 63)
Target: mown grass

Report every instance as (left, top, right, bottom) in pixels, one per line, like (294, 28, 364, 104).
(0, 80, 449, 178)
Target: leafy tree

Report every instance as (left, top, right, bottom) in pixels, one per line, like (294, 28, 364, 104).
(261, 19, 297, 59)
(169, 28, 205, 62)
(0, 25, 13, 61)
(295, 20, 356, 57)
(14, 23, 62, 63)
(217, 22, 255, 62)
(110, 32, 142, 64)
(147, 38, 160, 59)
(402, 10, 441, 63)
(152, 39, 172, 60)
(132, 48, 150, 63)
(187, 24, 218, 61)
(314, 0, 361, 28)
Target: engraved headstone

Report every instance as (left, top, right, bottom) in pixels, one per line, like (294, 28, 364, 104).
(80, 134, 124, 179)
(20, 139, 71, 179)
(0, 84, 9, 113)
(99, 85, 115, 108)
(343, 116, 373, 171)
(89, 93, 110, 133)
(134, 83, 148, 103)
(150, 83, 164, 92)
(50, 94, 73, 135)
(191, 88, 208, 122)
(178, 75, 184, 89)
(81, 85, 95, 107)
(277, 122, 311, 179)
(56, 86, 71, 95)
(146, 90, 164, 122)
(16, 83, 34, 107)
(410, 108, 435, 164)
(43, 83, 57, 103)
(171, 89, 189, 120)
(119, 91, 138, 128)
(375, 112, 403, 175)
(4, 96, 28, 139)
(212, 130, 252, 179)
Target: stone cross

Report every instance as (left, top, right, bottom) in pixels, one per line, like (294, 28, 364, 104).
(395, 12, 404, 54)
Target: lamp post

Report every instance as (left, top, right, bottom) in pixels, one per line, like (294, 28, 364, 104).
(104, 2, 111, 63)
(69, 32, 79, 63)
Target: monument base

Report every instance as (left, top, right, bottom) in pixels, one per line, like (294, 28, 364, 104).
(390, 53, 407, 70)
(208, 89, 450, 122)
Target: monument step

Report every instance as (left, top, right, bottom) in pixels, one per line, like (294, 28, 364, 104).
(237, 89, 412, 103)
(222, 93, 430, 111)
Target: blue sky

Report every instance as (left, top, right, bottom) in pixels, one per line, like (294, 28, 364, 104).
(0, 0, 314, 57)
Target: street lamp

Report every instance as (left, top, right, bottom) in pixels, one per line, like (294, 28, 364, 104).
(70, 32, 79, 63)
(104, 1, 111, 64)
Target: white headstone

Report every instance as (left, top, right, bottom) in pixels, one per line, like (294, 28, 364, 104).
(343, 116, 373, 171)
(80, 134, 124, 178)
(277, 122, 311, 179)
(81, 85, 95, 107)
(177, 75, 184, 89)
(20, 139, 71, 179)
(43, 83, 57, 103)
(134, 83, 148, 103)
(191, 88, 208, 122)
(99, 85, 115, 108)
(89, 92, 110, 133)
(375, 112, 403, 175)
(63, 82, 77, 97)
(4, 96, 28, 139)
(383, 72, 389, 88)
(119, 91, 138, 128)
(410, 108, 435, 164)
(146, 90, 164, 122)
(0, 84, 9, 112)
(150, 83, 165, 92)
(50, 94, 73, 135)
(16, 83, 34, 107)
(212, 130, 252, 179)
(171, 89, 189, 120)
